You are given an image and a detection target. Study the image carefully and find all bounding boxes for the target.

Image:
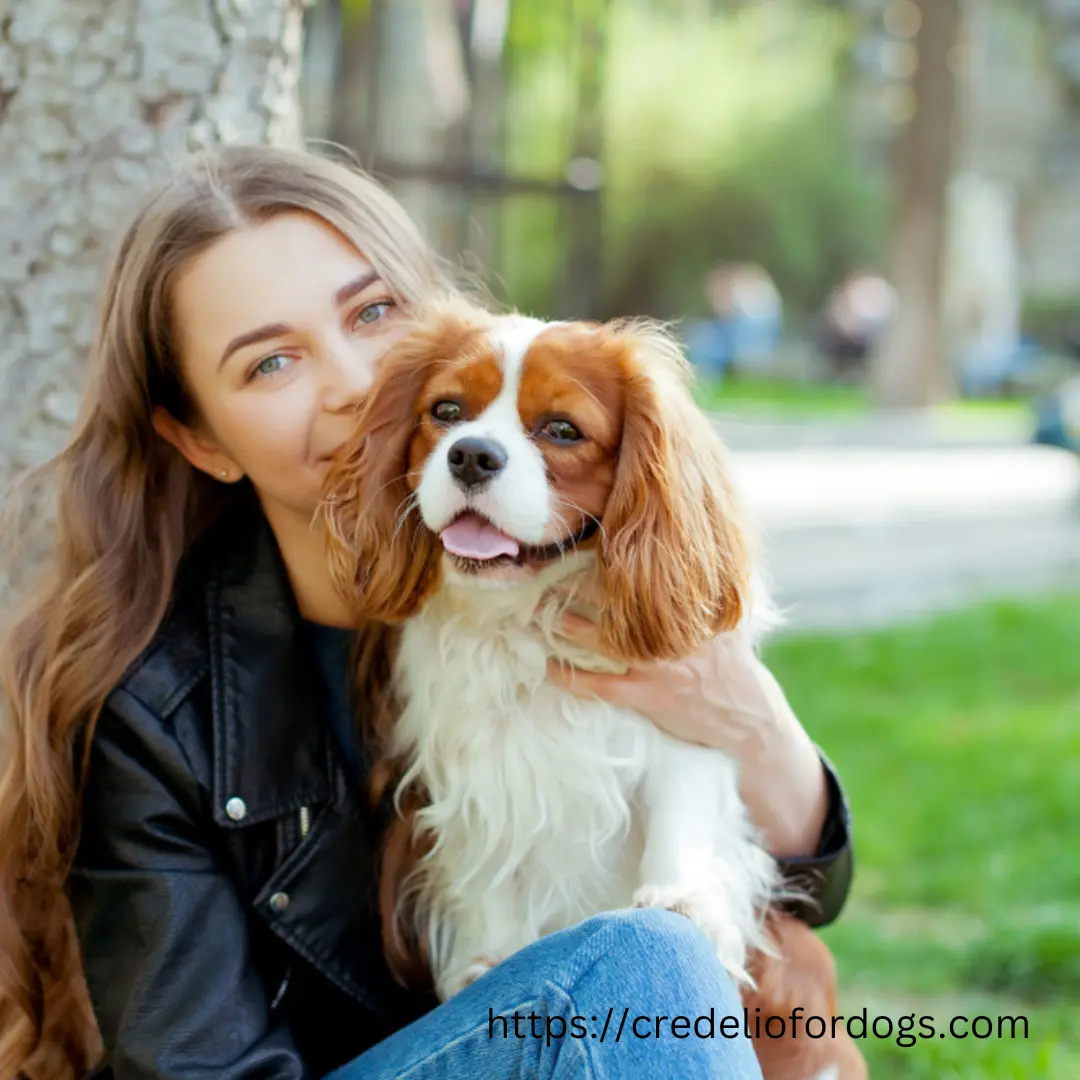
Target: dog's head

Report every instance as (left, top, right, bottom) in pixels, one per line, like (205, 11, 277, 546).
(321, 299, 752, 662)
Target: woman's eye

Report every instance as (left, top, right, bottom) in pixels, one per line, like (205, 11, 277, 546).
(431, 400, 463, 424)
(251, 353, 293, 380)
(540, 419, 583, 443)
(352, 300, 394, 328)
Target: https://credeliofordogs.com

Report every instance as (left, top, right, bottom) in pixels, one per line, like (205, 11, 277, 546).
(487, 1005, 1030, 1048)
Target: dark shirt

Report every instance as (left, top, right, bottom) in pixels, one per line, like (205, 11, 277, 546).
(303, 620, 363, 781)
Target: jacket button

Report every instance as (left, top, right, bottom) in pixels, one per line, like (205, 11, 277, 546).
(269, 891, 290, 913)
(225, 796, 247, 821)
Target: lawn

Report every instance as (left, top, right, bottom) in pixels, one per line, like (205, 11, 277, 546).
(762, 595, 1080, 1079)
(692, 373, 1033, 425)
(693, 373, 868, 415)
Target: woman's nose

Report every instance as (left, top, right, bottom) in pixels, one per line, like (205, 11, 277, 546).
(321, 339, 375, 413)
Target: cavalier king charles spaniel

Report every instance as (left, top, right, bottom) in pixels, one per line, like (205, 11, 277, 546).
(322, 299, 866, 1080)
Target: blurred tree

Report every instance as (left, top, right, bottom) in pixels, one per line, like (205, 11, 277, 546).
(558, 0, 608, 318)
(0, 0, 308, 597)
(328, 0, 378, 157)
(592, 1, 880, 323)
(870, 0, 962, 407)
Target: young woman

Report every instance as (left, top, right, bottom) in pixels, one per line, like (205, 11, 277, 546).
(0, 145, 853, 1080)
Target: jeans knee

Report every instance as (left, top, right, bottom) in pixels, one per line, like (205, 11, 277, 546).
(583, 907, 713, 957)
(536, 910, 763, 1079)
(563, 907, 734, 1006)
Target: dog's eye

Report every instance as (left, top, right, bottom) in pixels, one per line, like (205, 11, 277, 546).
(539, 419, 583, 443)
(432, 401, 463, 424)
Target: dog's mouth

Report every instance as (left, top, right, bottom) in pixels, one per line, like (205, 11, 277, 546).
(437, 511, 599, 573)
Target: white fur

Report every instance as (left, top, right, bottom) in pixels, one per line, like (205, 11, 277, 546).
(391, 572, 780, 1001)
(391, 318, 781, 1002)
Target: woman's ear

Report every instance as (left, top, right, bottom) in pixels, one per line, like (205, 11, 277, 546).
(597, 323, 750, 663)
(152, 406, 242, 482)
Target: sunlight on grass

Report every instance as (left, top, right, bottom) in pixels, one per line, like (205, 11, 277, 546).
(693, 374, 867, 415)
(692, 373, 1033, 424)
(762, 595, 1080, 1078)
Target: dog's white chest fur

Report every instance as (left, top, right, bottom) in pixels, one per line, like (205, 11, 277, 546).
(389, 579, 779, 1000)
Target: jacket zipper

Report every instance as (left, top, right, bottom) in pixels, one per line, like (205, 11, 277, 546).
(270, 808, 310, 1015)
(270, 968, 292, 1012)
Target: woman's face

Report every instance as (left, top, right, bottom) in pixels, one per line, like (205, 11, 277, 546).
(163, 211, 409, 520)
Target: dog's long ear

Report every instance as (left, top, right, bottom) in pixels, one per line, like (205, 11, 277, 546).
(598, 322, 751, 663)
(321, 335, 439, 623)
(320, 311, 478, 624)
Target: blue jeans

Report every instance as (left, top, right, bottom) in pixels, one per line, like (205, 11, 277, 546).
(326, 908, 764, 1079)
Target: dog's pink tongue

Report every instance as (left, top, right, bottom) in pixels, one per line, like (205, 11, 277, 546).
(440, 512, 520, 560)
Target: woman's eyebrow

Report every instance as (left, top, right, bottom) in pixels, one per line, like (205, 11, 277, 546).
(335, 269, 381, 306)
(216, 271, 384, 370)
(218, 323, 291, 370)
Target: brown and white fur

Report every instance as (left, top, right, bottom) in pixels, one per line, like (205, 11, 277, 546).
(322, 300, 866, 1080)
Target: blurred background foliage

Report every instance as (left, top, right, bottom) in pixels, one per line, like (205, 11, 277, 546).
(501, 2, 886, 321)
(314, 0, 892, 322)
(304, 0, 1080, 411)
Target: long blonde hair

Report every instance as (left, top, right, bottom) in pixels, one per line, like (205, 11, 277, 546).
(0, 144, 454, 1080)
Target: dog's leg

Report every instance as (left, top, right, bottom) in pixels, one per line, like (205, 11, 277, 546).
(434, 889, 538, 1002)
(631, 736, 766, 985)
(744, 912, 868, 1080)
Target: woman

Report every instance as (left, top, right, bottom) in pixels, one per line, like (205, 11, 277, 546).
(0, 145, 852, 1080)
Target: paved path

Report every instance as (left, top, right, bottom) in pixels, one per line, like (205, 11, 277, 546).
(714, 408, 1034, 453)
(719, 435, 1080, 633)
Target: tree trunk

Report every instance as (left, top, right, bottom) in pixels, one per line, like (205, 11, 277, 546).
(871, 0, 962, 408)
(0, 0, 307, 554)
(462, 0, 509, 286)
(366, 0, 452, 246)
(557, 0, 607, 320)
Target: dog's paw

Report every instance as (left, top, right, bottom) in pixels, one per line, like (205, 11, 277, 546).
(438, 956, 501, 1000)
(632, 884, 751, 986)
(633, 884, 703, 918)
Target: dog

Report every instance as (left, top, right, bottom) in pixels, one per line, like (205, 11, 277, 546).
(321, 299, 867, 1080)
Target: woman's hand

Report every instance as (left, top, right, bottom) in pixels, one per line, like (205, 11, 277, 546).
(545, 609, 829, 860)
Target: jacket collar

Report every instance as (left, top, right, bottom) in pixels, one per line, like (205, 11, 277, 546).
(202, 496, 334, 828)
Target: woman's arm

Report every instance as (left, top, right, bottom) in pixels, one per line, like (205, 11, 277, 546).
(772, 750, 853, 927)
(70, 689, 310, 1080)
(702, 650, 854, 926)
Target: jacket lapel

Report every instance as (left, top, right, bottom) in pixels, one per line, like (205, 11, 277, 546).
(201, 500, 411, 1016)
(205, 505, 332, 828)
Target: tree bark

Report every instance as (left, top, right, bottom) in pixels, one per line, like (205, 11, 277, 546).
(871, 0, 962, 408)
(0, 0, 307, 537)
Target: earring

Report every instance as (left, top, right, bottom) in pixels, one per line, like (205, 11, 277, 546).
(218, 469, 229, 480)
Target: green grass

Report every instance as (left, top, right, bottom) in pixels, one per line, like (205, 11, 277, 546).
(693, 374, 868, 415)
(692, 373, 1033, 423)
(761, 595, 1080, 1078)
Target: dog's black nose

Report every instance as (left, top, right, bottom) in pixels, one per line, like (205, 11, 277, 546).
(447, 436, 508, 489)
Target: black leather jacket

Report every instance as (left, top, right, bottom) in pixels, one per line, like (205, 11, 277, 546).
(71, 499, 853, 1080)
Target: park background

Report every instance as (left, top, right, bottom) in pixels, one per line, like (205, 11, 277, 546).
(2, 1, 1079, 1076)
